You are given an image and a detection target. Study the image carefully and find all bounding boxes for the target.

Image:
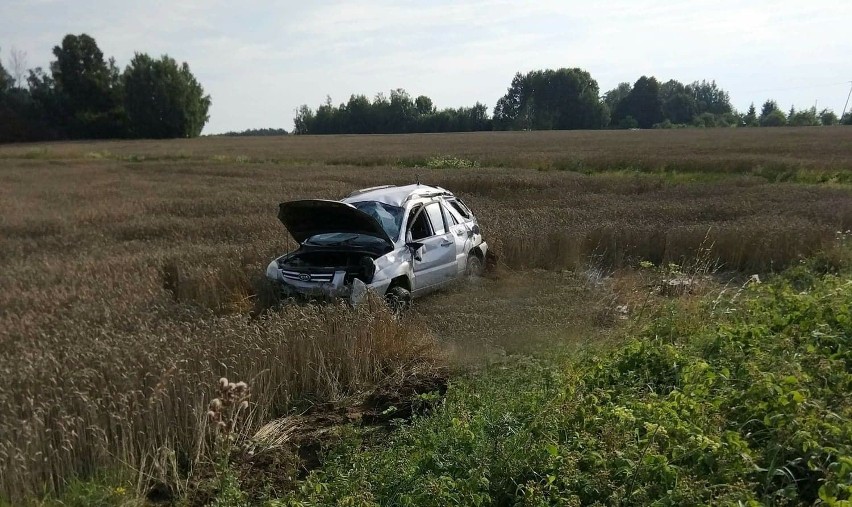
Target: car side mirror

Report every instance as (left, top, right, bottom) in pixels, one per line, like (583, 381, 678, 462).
(471, 224, 481, 235)
(407, 241, 423, 261)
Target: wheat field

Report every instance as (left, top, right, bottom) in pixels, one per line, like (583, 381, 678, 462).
(0, 128, 850, 503)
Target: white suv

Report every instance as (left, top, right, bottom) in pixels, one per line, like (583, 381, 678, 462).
(266, 184, 488, 310)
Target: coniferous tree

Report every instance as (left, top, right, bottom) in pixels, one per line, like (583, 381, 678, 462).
(743, 103, 758, 126)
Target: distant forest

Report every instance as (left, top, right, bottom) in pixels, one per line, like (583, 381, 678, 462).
(213, 128, 289, 137)
(294, 69, 851, 134)
(2, 35, 850, 143)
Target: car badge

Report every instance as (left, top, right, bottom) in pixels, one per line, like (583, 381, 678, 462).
(299, 273, 311, 281)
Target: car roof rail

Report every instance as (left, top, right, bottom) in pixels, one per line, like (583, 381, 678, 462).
(347, 183, 453, 205)
(347, 184, 396, 198)
(402, 187, 452, 205)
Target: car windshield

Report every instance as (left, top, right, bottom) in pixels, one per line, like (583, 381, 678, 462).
(350, 200, 405, 241)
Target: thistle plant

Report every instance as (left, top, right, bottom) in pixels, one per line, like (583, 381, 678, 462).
(205, 378, 251, 506)
(207, 377, 250, 467)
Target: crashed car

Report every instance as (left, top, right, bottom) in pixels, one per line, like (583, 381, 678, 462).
(266, 184, 487, 310)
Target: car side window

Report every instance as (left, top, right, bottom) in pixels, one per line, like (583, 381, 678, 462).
(408, 205, 433, 240)
(425, 203, 446, 235)
(448, 199, 471, 220)
(443, 201, 463, 224)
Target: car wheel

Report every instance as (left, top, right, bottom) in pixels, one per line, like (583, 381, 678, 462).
(465, 254, 484, 278)
(385, 286, 411, 314)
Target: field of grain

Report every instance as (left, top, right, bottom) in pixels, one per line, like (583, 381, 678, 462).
(0, 128, 850, 503)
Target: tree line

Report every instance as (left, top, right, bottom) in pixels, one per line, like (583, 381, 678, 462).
(295, 68, 851, 134)
(3, 42, 849, 142)
(293, 90, 490, 134)
(0, 34, 210, 143)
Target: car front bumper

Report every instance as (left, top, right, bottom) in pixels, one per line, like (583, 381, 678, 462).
(266, 261, 390, 304)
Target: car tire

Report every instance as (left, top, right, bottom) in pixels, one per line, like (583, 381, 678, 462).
(465, 254, 484, 278)
(385, 286, 411, 314)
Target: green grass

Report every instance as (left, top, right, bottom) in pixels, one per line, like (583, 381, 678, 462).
(4, 472, 140, 507)
(271, 255, 852, 506)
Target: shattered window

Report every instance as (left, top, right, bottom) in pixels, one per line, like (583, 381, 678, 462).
(351, 201, 404, 240)
(442, 200, 463, 224)
(408, 205, 433, 240)
(448, 199, 471, 220)
(443, 202, 459, 225)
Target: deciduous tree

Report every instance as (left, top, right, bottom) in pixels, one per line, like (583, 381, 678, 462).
(52, 35, 110, 106)
(687, 80, 732, 115)
(759, 100, 785, 126)
(8, 47, 28, 88)
(660, 79, 696, 124)
(493, 68, 608, 130)
(603, 82, 631, 117)
(0, 51, 10, 93)
(122, 53, 211, 138)
(760, 100, 779, 118)
(388, 88, 416, 133)
(50, 34, 126, 138)
(613, 76, 664, 129)
(818, 108, 838, 125)
(789, 107, 819, 126)
(415, 95, 434, 115)
(761, 110, 787, 127)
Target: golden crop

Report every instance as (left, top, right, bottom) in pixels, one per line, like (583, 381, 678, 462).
(0, 128, 849, 502)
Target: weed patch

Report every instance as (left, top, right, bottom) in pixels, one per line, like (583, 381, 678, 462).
(275, 261, 852, 505)
(423, 155, 480, 169)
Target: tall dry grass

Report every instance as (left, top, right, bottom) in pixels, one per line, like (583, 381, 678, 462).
(0, 298, 438, 502)
(2, 127, 850, 178)
(0, 131, 850, 502)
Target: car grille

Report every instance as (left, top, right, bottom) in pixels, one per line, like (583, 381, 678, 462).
(280, 269, 334, 283)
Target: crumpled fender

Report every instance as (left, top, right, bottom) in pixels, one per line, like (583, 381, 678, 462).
(370, 249, 413, 291)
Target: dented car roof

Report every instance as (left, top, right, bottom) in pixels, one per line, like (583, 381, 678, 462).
(342, 184, 451, 208)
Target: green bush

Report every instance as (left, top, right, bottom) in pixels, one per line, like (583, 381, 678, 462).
(424, 155, 480, 169)
(760, 109, 787, 127)
(275, 263, 852, 506)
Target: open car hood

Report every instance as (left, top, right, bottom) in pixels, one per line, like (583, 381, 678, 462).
(277, 199, 393, 246)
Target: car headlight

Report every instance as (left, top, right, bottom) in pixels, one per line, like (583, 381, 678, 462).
(266, 259, 280, 281)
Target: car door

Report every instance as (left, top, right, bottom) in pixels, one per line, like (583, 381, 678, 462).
(441, 200, 469, 277)
(408, 202, 457, 293)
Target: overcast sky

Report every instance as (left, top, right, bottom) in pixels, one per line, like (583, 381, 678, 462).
(2, 0, 850, 133)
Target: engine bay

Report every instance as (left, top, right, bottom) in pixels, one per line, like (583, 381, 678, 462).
(279, 250, 377, 284)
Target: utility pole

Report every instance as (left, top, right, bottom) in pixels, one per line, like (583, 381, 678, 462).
(841, 81, 852, 122)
